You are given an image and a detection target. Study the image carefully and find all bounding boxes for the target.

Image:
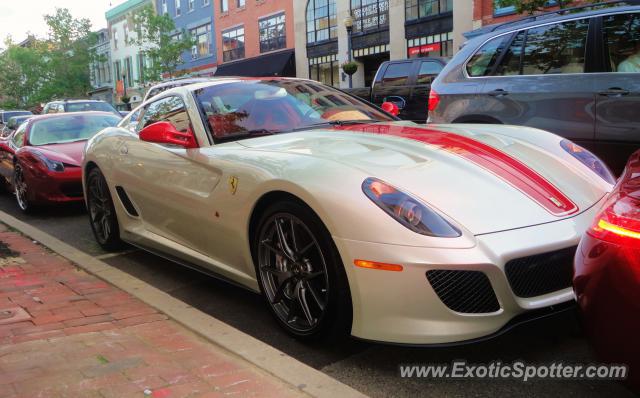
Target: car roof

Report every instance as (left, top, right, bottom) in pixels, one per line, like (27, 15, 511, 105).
(148, 77, 215, 90)
(48, 99, 107, 104)
(26, 111, 118, 123)
(148, 77, 312, 98)
(468, 4, 640, 43)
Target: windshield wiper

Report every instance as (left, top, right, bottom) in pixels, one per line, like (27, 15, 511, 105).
(295, 119, 382, 131)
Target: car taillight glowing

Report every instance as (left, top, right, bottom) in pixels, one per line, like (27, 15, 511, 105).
(428, 90, 440, 112)
(588, 193, 640, 247)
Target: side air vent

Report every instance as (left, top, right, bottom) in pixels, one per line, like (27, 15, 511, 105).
(115, 186, 139, 217)
(426, 270, 501, 314)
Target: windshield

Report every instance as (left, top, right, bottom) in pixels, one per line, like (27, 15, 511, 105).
(66, 102, 118, 114)
(2, 111, 32, 122)
(193, 80, 395, 141)
(29, 114, 121, 146)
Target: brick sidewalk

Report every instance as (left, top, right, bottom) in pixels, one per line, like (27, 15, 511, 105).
(0, 224, 306, 398)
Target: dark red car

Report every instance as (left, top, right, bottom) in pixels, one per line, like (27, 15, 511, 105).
(574, 150, 640, 392)
(0, 112, 121, 212)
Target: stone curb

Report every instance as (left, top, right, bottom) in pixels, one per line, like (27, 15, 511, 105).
(0, 210, 368, 398)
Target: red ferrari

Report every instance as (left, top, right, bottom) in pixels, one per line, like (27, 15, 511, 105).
(574, 150, 640, 392)
(0, 112, 121, 212)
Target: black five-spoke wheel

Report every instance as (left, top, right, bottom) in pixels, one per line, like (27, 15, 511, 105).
(86, 167, 122, 250)
(254, 200, 351, 340)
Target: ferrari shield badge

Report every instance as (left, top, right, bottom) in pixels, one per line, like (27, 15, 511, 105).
(228, 176, 239, 195)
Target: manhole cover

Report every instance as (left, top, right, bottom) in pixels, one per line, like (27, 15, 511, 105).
(0, 307, 31, 325)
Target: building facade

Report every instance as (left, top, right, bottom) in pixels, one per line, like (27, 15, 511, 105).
(471, 0, 589, 29)
(88, 29, 114, 104)
(294, 0, 456, 89)
(156, 0, 217, 76)
(106, 0, 154, 109)
(213, 0, 296, 77)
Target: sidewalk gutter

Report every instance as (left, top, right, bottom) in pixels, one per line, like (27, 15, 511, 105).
(0, 210, 368, 398)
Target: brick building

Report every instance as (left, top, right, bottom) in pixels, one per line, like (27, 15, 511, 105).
(213, 0, 296, 77)
(472, 0, 591, 29)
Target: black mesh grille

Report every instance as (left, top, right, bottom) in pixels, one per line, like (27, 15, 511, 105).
(426, 270, 500, 314)
(505, 246, 577, 298)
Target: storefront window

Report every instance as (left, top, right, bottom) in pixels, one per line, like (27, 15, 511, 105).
(309, 55, 340, 87)
(222, 26, 245, 62)
(406, 0, 453, 21)
(259, 12, 286, 53)
(306, 0, 337, 44)
(407, 32, 453, 58)
(351, 0, 389, 33)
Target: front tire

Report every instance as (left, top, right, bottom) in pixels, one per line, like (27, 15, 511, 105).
(86, 167, 122, 251)
(252, 200, 352, 341)
(14, 163, 33, 213)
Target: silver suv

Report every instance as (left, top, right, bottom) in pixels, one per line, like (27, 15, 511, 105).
(429, 2, 640, 174)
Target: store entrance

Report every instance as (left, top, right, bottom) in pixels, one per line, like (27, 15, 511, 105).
(357, 52, 390, 87)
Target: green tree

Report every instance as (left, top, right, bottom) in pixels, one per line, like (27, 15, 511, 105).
(38, 8, 97, 101)
(0, 38, 47, 108)
(131, 5, 195, 81)
(0, 8, 96, 108)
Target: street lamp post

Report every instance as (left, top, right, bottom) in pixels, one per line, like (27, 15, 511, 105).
(344, 16, 354, 89)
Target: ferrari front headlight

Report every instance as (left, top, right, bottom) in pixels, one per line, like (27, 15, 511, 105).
(560, 140, 615, 184)
(362, 177, 461, 238)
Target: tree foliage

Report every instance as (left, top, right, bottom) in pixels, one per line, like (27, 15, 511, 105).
(0, 8, 97, 108)
(131, 5, 195, 81)
(0, 41, 47, 108)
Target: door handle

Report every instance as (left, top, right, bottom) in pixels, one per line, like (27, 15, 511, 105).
(598, 87, 629, 97)
(488, 89, 509, 97)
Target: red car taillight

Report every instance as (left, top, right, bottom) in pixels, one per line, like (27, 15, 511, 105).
(588, 193, 640, 247)
(428, 90, 440, 112)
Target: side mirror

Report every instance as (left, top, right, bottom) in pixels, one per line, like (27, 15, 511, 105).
(381, 101, 400, 117)
(139, 121, 198, 149)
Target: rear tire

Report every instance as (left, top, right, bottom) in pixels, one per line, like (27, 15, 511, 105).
(252, 199, 352, 342)
(86, 167, 123, 251)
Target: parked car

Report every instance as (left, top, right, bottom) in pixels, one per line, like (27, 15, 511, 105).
(42, 99, 120, 116)
(83, 77, 612, 344)
(574, 149, 640, 393)
(0, 115, 32, 138)
(343, 58, 448, 122)
(429, 2, 640, 174)
(0, 112, 121, 212)
(0, 110, 33, 129)
(143, 77, 214, 103)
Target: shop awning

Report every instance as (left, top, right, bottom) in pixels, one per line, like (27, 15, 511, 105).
(215, 49, 295, 78)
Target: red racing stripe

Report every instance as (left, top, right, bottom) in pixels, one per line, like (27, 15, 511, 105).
(335, 123, 578, 217)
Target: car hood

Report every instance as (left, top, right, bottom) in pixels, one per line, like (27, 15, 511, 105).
(239, 122, 611, 235)
(33, 141, 86, 166)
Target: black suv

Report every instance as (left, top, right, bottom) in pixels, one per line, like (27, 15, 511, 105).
(429, 1, 640, 173)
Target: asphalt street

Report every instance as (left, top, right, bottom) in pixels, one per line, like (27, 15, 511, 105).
(0, 192, 634, 398)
